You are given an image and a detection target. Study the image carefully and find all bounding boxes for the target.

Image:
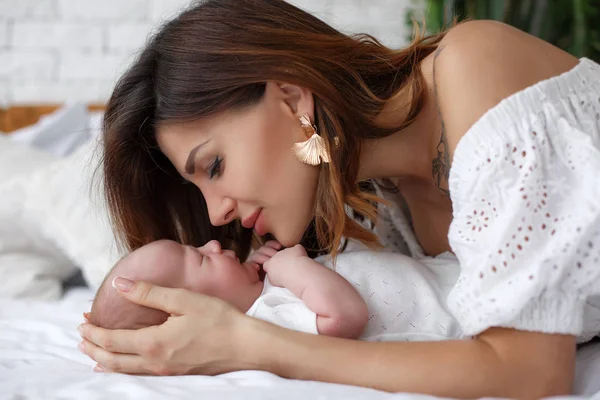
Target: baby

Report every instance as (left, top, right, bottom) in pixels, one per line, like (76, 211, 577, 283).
(89, 239, 464, 342)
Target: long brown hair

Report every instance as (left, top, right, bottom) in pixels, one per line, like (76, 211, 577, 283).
(102, 0, 446, 259)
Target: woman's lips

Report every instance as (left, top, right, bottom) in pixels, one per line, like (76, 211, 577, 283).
(242, 208, 261, 229)
(253, 210, 267, 236)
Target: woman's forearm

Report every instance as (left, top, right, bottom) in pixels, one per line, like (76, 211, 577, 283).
(252, 325, 506, 398)
(240, 318, 575, 399)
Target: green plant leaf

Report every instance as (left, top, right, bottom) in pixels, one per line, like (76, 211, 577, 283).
(572, 0, 587, 57)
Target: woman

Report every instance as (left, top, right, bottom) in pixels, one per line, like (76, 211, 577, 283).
(78, 0, 600, 397)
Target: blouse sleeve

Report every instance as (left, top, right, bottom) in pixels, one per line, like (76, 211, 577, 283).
(246, 277, 319, 335)
(446, 93, 600, 337)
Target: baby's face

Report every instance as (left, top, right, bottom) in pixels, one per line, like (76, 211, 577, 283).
(120, 239, 262, 311)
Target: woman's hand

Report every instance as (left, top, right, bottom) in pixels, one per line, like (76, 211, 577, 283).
(77, 278, 576, 398)
(77, 278, 254, 376)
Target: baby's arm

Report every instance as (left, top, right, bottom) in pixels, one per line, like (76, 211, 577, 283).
(262, 245, 368, 339)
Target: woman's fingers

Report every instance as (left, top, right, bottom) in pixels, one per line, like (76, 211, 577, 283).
(79, 323, 143, 354)
(78, 288, 247, 377)
(111, 278, 192, 314)
(79, 338, 151, 375)
(79, 325, 178, 375)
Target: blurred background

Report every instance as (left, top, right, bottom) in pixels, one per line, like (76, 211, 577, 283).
(1, 0, 600, 341)
(411, 0, 600, 62)
(0, 0, 598, 110)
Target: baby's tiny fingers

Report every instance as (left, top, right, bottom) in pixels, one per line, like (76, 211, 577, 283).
(248, 252, 271, 265)
(257, 246, 278, 258)
(264, 240, 282, 250)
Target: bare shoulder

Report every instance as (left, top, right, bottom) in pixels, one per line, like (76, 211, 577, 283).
(432, 20, 579, 157)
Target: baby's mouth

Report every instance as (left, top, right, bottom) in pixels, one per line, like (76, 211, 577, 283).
(248, 261, 261, 272)
(222, 249, 238, 260)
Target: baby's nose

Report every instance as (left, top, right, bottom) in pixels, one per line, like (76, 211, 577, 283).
(201, 240, 222, 253)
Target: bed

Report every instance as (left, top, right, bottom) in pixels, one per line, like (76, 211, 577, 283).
(1, 105, 599, 400)
(2, 286, 600, 400)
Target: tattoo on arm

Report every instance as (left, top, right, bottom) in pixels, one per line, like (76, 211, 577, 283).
(431, 45, 451, 198)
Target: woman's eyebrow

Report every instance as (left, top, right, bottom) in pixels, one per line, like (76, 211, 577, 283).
(184, 140, 210, 174)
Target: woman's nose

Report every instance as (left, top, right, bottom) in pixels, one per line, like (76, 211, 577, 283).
(205, 193, 237, 226)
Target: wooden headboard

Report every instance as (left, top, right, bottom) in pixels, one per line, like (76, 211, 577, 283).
(0, 104, 105, 133)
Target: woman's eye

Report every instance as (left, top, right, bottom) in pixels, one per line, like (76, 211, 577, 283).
(208, 156, 223, 179)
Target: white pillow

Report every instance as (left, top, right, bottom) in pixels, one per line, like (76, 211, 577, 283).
(24, 138, 121, 290)
(9, 103, 92, 157)
(88, 111, 105, 139)
(0, 136, 53, 181)
(0, 137, 78, 300)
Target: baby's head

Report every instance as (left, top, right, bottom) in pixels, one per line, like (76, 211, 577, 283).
(89, 239, 263, 329)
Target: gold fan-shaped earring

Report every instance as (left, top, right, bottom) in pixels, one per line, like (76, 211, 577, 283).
(292, 114, 331, 166)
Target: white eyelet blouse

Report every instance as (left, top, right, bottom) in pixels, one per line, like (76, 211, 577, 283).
(375, 58, 600, 342)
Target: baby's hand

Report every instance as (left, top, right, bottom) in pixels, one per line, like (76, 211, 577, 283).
(263, 244, 309, 286)
(244, 240, 282, 269)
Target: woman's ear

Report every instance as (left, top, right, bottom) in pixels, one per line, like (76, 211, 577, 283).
(268, 81, 314, 120)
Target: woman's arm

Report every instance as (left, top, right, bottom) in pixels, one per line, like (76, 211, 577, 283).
(263, 245, 368, 338)
(245, 319, 575, 399)
(79, 280, 576, 399)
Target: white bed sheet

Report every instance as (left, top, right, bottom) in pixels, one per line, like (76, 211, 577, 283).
(1, 288, 599, 400)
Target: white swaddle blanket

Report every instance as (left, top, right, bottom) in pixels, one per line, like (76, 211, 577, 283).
(247, 249, 465, 341)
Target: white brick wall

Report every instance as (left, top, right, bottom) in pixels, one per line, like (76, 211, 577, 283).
(56, 0, 150, 21)
(150, 0, 196, 22)
(0, 0, 55, 18)
(12, 22, 104, 49)
(0, 81, 8, 107)
(0, 20, 8, 48)
(1, 0, 415, 106)
(0, 51, 55, 80)
(107, 23, 155, 52)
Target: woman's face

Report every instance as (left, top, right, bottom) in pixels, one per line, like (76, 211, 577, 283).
(156, 81, 319, 247)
